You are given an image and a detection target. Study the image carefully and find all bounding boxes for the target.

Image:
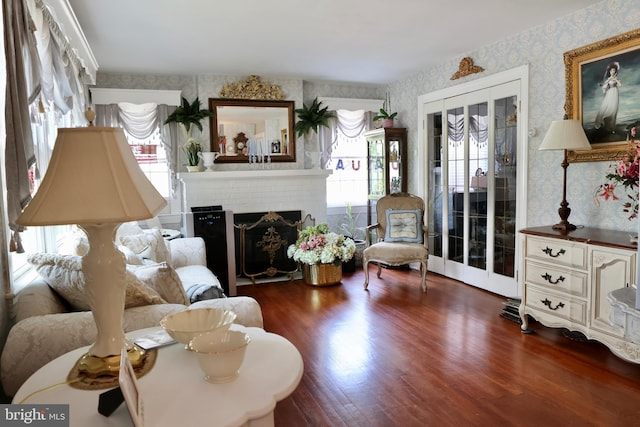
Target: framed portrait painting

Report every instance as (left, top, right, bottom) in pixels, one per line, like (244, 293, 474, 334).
(565, 28, 640, 162)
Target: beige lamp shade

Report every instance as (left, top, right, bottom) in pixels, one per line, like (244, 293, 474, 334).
(17, 127, 167, 226)
(539, 119, 592, 151)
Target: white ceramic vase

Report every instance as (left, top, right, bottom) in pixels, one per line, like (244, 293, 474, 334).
(198, 151, 220, 171)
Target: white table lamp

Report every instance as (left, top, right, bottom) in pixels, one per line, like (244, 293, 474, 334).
(17, 127, 167, 378)
(539, 118, 592, 231)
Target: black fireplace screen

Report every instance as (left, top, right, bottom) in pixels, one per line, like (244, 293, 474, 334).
(234, 211, 312, 283)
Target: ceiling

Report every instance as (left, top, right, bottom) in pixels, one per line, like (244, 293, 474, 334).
(67, 0, 600, 85)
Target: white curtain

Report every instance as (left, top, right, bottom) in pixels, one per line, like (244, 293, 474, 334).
(94, 103, 179, 195)
(4, 0, 40, 247)
(157, 104, 178, 195)
(30, 0, 87, 122)
(318, 109, 375, 169)
(447, 112, 488, 146)
(118, 102, 158, 139)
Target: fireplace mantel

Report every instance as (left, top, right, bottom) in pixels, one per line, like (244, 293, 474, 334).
(178, 169, 332, 224)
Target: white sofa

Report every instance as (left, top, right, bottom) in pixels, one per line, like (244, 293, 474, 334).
(1, 234, 262, 397)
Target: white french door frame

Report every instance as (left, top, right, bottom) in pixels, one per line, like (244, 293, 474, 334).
(417, 65, 529, 297)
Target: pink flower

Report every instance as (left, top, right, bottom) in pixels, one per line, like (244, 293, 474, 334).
(599, 183, 619, 201)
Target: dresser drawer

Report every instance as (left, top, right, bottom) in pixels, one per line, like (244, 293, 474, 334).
(525, 236, 587, 270)
(525, 286, 587, 326)
(524, 260, 588, 297)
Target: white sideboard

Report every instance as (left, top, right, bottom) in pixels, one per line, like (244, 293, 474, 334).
(520, 226, 640, 363)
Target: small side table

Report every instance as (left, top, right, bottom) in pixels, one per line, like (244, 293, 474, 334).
(13, 326, 303, 427)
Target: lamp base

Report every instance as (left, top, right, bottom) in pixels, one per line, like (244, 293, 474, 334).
(551, 221, 577, 232)
(75, 343, 146, 379)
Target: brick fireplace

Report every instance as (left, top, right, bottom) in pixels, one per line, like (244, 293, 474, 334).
(178, 169, 331, 223)
(178, 169, 331, 285)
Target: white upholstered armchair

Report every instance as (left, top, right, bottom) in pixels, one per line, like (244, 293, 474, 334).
(363, 193, 429, 292)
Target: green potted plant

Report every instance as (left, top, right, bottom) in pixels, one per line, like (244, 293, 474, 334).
(164, 97, 213, 171)
(182, 139, 202, 172)
(373, 108, 398, 128)
(294, 97, 335, 138)
(164, 96, 213, 135)
(338, 203, 366, 272)
(294, 97, 335, 168)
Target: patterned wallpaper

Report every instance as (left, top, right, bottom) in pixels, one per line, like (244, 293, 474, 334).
(389, 0, 640, 234)
(96, 0, 639, 232)
(95, 74, 384, 171)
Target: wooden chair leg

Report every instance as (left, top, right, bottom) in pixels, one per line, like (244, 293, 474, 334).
(363, 260, 370, 290)
(420, 261, 428, 292)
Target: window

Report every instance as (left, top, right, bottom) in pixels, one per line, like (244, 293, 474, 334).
(11, 102, 77, 286)
(123, 128, 171, 198)
(325, 125, 368, 208)
(90, 95, 180, 200)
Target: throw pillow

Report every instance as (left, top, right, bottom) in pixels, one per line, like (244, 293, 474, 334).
(127, 262, 189, 305)
(186, 283, 226, 303)
(119, 229, 170, 264)
(118, 245, 144, 265)
(28, 253, 166, 310)
(384, 209, 423, 243)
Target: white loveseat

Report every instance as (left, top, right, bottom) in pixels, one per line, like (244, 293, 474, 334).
(1, 233, 262, 397)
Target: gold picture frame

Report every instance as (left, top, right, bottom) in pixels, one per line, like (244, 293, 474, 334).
(565, 28, 640, 162)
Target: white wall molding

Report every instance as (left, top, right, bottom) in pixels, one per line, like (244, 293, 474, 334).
(90, 88, 182, 105)
(318, 97, 383, 112)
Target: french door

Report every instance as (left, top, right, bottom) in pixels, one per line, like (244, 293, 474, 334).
(423, 79, 523, 297)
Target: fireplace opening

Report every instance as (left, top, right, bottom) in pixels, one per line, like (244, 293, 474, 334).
(234, 211, 308, 283)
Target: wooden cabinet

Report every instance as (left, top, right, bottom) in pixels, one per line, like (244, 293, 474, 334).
(364, 127, 407, 225)
(520, 226, 639, 363)
(591, 247, 636, 336)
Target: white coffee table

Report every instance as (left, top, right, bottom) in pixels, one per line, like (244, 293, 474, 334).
(13, 325, 303, 427)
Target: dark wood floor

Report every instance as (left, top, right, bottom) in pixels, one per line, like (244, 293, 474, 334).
(238, 266, 640, 427)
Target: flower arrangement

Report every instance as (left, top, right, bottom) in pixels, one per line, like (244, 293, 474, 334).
(287, 223, 355, 266)
(595, 128, 639, 220)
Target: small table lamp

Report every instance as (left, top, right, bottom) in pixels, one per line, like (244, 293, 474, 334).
(17, 127, 167, 378)
(539, 118, 592, 231)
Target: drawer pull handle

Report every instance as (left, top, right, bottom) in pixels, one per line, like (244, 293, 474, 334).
(542, 247, 565, 258)
(541, 273, 565, 285)
(541, 298, 565, 311)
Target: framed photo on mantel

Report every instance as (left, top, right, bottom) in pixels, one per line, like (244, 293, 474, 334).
(565, 28, 640, 162)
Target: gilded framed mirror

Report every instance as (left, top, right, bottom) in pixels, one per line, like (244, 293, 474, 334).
(209, 98, 296, 163)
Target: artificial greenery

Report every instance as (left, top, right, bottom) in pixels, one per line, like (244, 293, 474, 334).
(182, 139, 202, 166)
(372, 108, 398, 121)
(164, 97, 213, 133)
(294, 97, 335, 138)
(338, 202, 365, 241)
